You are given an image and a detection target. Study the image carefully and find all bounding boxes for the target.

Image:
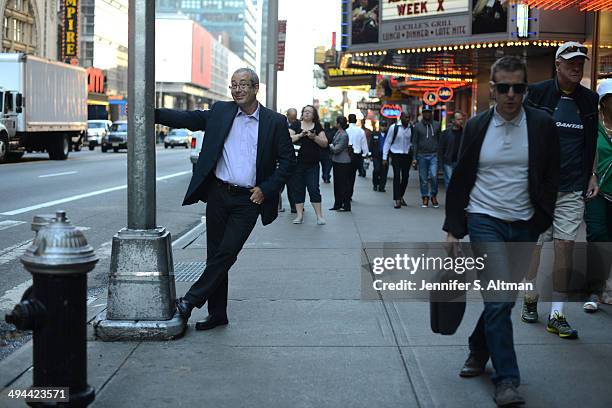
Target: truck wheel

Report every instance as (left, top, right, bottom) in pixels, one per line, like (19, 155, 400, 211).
(0, 133, 8, 163)
(101, 145, 108, 153)
(48, 135, 69, 160)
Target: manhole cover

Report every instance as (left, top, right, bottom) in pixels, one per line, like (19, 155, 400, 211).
(174, 261, 206, 282)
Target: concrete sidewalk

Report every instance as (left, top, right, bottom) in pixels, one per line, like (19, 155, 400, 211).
(2, 174, 611, 407)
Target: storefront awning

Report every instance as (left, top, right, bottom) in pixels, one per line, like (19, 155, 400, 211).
(520, 1, 612, 12)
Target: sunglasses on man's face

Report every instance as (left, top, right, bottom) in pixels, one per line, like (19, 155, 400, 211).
(492, 82, 528, 95)
(559, 45, 588, 56)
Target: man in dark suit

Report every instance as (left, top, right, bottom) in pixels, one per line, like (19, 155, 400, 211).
(156, 68, 296, 330)
(443, 56, 559, 407)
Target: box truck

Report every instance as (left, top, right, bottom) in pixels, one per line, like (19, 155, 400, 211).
(0, 53, 87, 163)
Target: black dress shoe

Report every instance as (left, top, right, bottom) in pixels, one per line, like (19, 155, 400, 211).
(379, 188, 386, 192)
(195, 315, 229, 331)
(373, 186, 378, 191)
(459, 351, 489, 377)
(400, 198, 407, 206)
(175, 297, 194, 320)
(329, 206, 341, 211)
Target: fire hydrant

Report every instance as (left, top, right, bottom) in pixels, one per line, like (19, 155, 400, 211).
(5, 211, 98, 407)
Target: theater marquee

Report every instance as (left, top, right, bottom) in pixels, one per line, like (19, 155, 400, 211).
(61, 0, 79, 63)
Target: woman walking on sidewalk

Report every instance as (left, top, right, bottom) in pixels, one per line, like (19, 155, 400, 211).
(288, 105, 329, 225)
(584, 79, 612, 312)
(329, 116, 352, 212)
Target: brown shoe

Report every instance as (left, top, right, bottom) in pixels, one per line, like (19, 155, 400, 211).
(421, 197, 429, 208)
(459, 351, 489, 377)
(431, 196, 439, 208)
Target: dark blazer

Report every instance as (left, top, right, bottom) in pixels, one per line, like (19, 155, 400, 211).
(443, 106, 560, 239)
(156, 101, 296, 225)
(525, 78, 599, 195)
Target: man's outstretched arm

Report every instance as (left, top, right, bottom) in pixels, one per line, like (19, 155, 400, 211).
(155, 108, 210, 131)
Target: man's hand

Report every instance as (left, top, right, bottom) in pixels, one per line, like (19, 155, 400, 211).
(445, 233, 461, 258)
(412, 160, 418, 169)
(585, 174, 599, 200)
(250, 187, 265, 205)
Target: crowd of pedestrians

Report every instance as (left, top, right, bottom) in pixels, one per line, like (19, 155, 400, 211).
(278, 41, 612, 407)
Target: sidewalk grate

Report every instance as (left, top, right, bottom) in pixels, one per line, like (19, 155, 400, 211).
(174, 261, 206, 282)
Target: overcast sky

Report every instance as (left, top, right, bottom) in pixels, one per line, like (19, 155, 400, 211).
(276, 0, 341, 113)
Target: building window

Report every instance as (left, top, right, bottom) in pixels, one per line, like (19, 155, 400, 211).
(1, 0, 38, 54)
(181, 0, 200, 8)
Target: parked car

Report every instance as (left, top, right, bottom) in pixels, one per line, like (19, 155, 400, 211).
(190, 130, 204, 171)
(164, 128, 191, 149)
(87, 120, 112, 150)
(101, 121, 127, 152)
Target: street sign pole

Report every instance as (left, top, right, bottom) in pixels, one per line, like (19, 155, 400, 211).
(266, 0, 278, 111)
(95, 0, 185, 341)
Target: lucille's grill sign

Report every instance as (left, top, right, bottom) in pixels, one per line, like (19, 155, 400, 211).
(62, 0, 79, 62)
(382, 0, 469, 21)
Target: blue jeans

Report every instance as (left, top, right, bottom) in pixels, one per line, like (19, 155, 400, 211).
(417, 153, 438, 197)
(466, 213, 539, 386)
(320, 149, 333, 182)
(443, 163, 455, 188)
(289, 163, 322, 204)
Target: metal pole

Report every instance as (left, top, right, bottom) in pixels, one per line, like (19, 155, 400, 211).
(266, 0, 278, 111)
(96, 0, 183, 341)
(590, 11, 600, 92)
(128, 0, 156, 230)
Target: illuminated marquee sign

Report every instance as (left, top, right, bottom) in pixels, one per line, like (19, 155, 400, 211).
(62, 0, 79, 62)
(87, 68, 105, 94)
(380, 104, 403, 118)
(382, 0, 469, 21)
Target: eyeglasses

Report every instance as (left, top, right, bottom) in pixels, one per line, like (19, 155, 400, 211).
(492, 82, 528, 95)
(559, 45, 588, 57)
(229, 82, 253, 91)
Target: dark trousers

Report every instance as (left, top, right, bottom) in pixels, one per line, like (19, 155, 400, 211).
(466, 212, 538, 386)
(289, 163, 322, 203)
(349, 155, 364, 199)
(320, 149, 333, 182)
(358, 157, 366, 177)
(372, 156, 388, 190)
(333, 162, 352, 209)
(390, 153, 411, 200)
(184, 181, 259, 316)
(585, 195, 612, 293)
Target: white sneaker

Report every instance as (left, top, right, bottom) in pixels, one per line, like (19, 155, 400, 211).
(583, 294, 600, 313)
(316, 218, 326, 225)
(292, 217, 303, 224)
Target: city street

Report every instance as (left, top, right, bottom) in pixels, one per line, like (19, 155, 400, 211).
(0, 147, 203, 356)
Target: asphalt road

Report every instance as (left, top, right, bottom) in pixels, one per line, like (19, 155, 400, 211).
(0, 146, 204, 319)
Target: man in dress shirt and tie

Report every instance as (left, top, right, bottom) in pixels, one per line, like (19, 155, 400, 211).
(155, 68, 296, 330)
